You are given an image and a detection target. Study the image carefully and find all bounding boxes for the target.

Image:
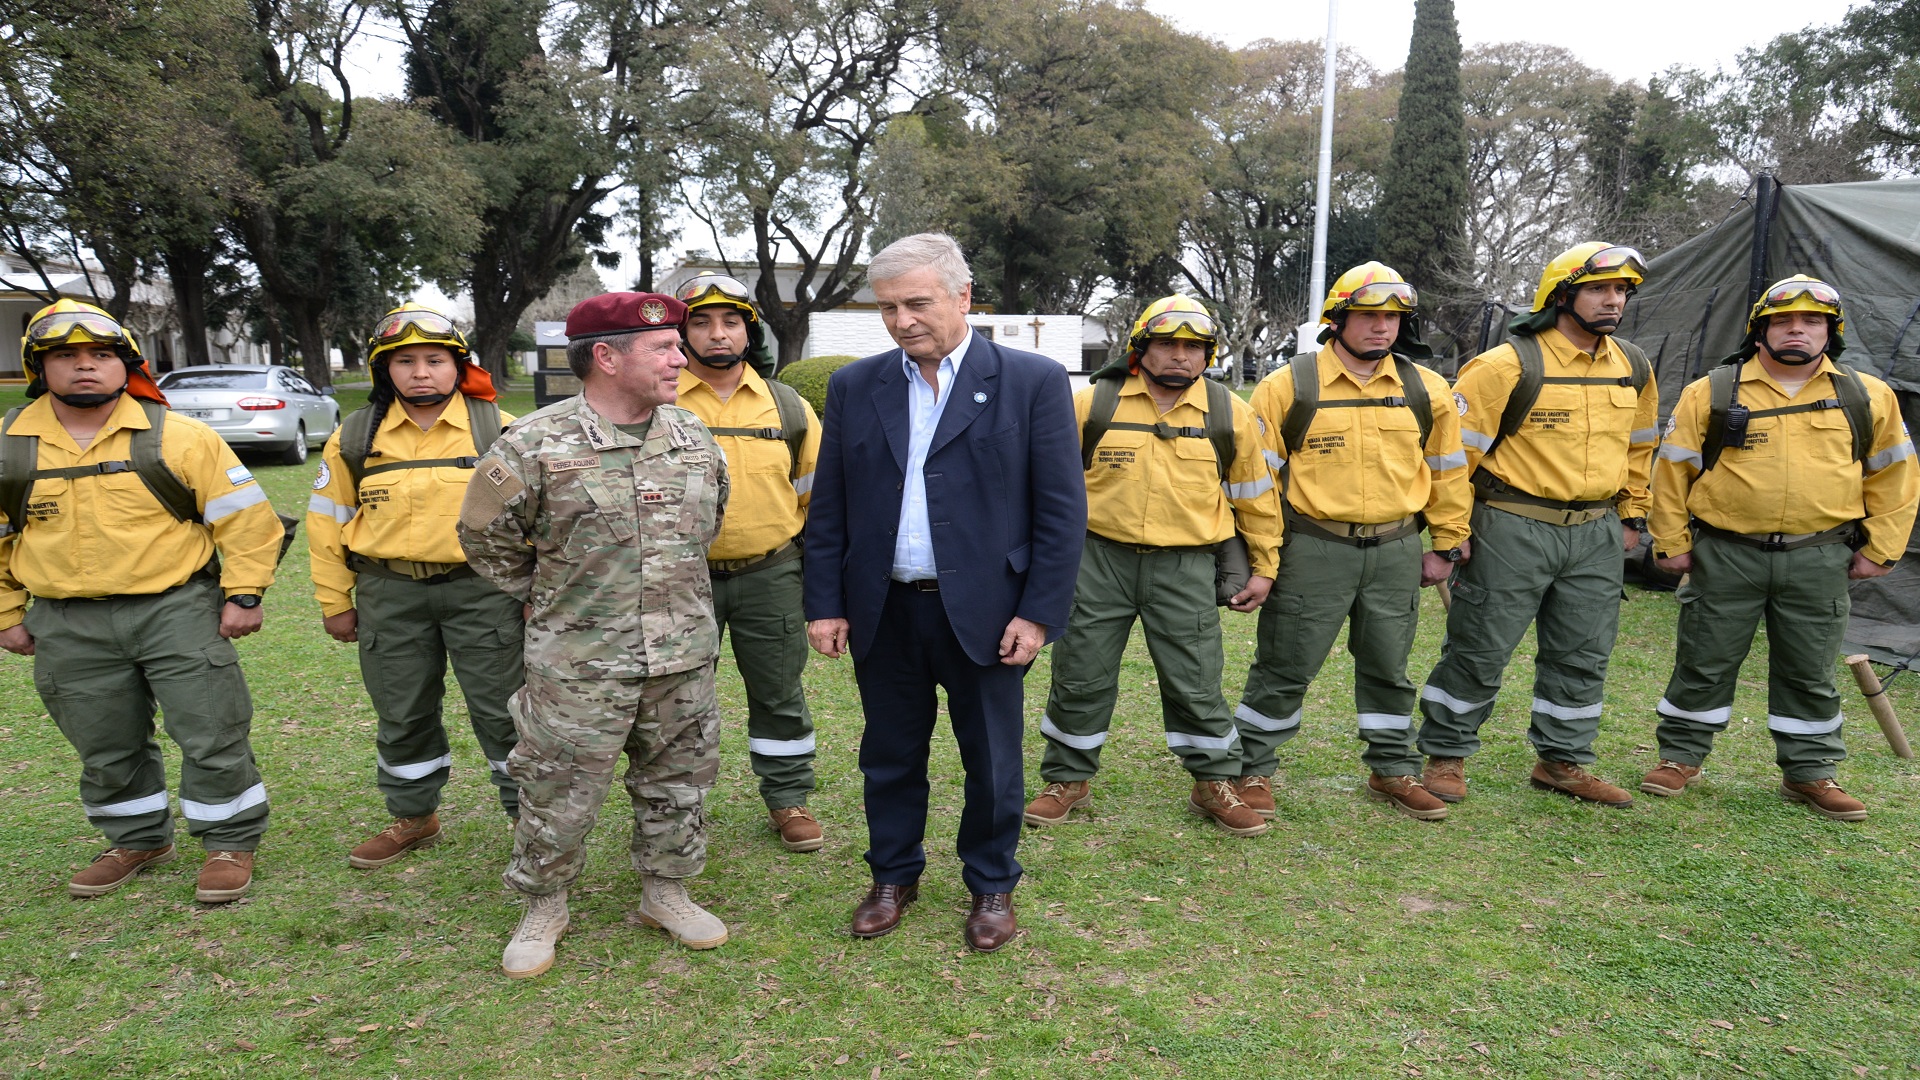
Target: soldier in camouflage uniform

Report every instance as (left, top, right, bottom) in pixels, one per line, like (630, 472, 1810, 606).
(457, 291, 731, 978)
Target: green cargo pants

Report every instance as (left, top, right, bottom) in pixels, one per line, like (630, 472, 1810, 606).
(1040, 534, 1242, 783)
(26, 575, 268, 851)
(1416, 503, 1623, 765)
(355, 570, 524, 819)
(710, 556, 815, 809)
(1236, 530, 1424, 777)
(1654, 533, 1852, 782)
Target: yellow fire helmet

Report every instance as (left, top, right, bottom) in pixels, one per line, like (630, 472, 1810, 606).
(367, 304, 472, 367)
(1746, 274, 1846, 355)
(1128, 295, 1219, 363)
(1321, 262, 1418, 322)
(1530, 242, 1647, 313)
(20, 298, 143, 371)
(674, 272, 760, 321)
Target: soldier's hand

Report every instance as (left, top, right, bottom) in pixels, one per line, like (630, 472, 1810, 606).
(1420, 552, 1453, 588)
(1849, 552, 1893, 580)
(1622, 524, 1640, 552)
(1226, 576, 1273, 612)
(323, 609, 359, 643)
(998, 616, 1046, 665)
(0, 624, 33, 656)
(220, 603, 265, 640)
(808, 617, 850, 659)
(1656, 552, 1692, 575)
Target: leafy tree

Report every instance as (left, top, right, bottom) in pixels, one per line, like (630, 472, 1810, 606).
(1374, 0, 1468, 317)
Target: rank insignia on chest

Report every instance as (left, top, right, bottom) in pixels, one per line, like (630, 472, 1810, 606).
(640, 491, 670, 504)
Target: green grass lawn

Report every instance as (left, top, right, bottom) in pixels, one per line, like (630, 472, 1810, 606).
(2, 382, 1918, 1077)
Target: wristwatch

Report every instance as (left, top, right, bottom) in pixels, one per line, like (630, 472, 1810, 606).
(225, 593, 262, 610)
(1433, 547, 1464, 563)
(1619, 516, 1648, 531)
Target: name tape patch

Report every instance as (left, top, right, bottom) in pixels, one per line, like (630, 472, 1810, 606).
(546, 457, 599, 473)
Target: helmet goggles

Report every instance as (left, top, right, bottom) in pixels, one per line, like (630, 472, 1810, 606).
(26, 309, 129, 352)
(1139, 308, 1218, 342)
(1333, 280, 1417, 314)
(372, 309, 462, 347)
(1565, 245, 1646, 288)
(676, 274, 756, 311)
(1761, 277, 1841, 312)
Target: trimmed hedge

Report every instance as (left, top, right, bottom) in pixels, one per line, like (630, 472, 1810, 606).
(777, 354, 859, 415)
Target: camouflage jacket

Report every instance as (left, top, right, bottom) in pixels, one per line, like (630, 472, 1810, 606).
(457, 395, 728, 679)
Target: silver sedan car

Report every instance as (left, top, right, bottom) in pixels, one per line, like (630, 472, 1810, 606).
(157, 365, 341, 464)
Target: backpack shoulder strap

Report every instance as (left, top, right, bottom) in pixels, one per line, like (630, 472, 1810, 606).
(129, 399, 199, 524)
(1829, 362, 1874, 464)
(1203, 378, 1234, 483)
(1395, 356, 1435, 450)
(1700, 362, 1740, 472)
(1280, 352, 1319, 456)
(466, 398, 503, 458)
(1497, 334, 1546, 443)
(1080, 377, 1123, 472)
(0, 406, 31, 535)
(1615, 337, 1652, 392)
(764, 378, 809, 479)
(339, 406, 376, 489)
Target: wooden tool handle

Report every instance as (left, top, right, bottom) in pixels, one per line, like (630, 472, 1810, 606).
(1846, 654, 1914, 759)
(1435, 580, 1453, 611)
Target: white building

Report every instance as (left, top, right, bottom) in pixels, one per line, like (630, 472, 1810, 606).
(805, 310, 1088, 386)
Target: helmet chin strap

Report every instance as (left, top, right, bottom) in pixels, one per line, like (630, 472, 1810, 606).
(51, 387, 124, 409)
(1148, 371, 1197, 390)
(1558, 301, 1619, 338)
(1333, 326, 1391, 362)
(401, 390, 454, 406)
(695, 353, 746, 369)
(1764, 344, 1820, 366)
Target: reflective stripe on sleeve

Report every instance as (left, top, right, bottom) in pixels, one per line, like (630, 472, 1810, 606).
(203, 485, 269, 523)
(1040, 715, 1107, 750)
(1656, 443, 1703, 468)
(1656, 698, 1731, 727)
(307, 493, 356, 524)
(83, 790, 170, 818)
(1460, 429, 1494, 452)
(1865, 441, 1915, 474)
(1425, 450, 1467, 472)
(1223, 475, 1273, 500)
(1262, 449, 1283, 471)
(1631, 426, 1660, 445)
(791, 471, 815, 497)
(749, 734, 817, 757)
(377, 753, 453, 780)
(180, 782, 268, 822)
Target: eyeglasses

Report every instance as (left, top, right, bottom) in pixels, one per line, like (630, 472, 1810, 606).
(1763, 278, 1841, 310)
(26, 310, 127, 348)
(1573, 245, 1647, 283)
(372, 309, 461, 345)
(675, 275, 754, 307)
(1140, 309, 1218, 340)
(1335, 281, 1418, 312)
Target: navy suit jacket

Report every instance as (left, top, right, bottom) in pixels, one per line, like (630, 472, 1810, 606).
(804, 332, 1087, 666)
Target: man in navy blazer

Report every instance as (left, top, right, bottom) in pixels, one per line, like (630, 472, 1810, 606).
(804, 232, 1086, 952)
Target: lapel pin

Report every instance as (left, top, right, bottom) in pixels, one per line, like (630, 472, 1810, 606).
(973, 391, 987, 403)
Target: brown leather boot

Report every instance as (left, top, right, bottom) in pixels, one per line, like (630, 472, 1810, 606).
(1186, 780, 1270, 837)
(195, 851, 254, 903)
(1022, 780, 1091, 826)
(1640, 761, 1704, 797)
(68, 845, 177, 898)
(1366, 774, 1449, 821)
(348, 814, 444, 869)
(1423, 756, 1467, 803)
(768, 806, 825, 852)
(1780, 778, 1866, 822)
(1232, 775, 1276, 819)
(1529, 760, 1634, 808)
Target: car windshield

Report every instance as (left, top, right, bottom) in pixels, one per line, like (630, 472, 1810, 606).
(159, 371, 270, 389)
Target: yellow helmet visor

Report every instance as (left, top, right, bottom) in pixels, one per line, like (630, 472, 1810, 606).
(372, 309, 462, 347)
(1139, 308, 1218, 342)
(26, 309, 128, 350)
(1336, 281, 1417, 313)
(1761, 277, 1841, 313)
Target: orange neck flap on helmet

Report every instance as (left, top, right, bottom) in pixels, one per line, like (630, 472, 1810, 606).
(455, 361, 497, 402)
(125, 362, 170, 408)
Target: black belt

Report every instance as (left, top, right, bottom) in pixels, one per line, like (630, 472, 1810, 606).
(1087, 531, 1216, 555)
(1692, 520, 1859, 553)
(892, 578, 941, 592)
(1284, 511, 1421, 549)
(347, 552, 477, 584)
(1470, 469, 1611, 511)
(708, 538, 803, 578)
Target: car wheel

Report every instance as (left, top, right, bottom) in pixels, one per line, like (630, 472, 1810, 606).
(278, 423, 309, 465)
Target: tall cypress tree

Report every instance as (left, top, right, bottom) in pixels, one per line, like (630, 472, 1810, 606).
(1375, 0, 1469, 297)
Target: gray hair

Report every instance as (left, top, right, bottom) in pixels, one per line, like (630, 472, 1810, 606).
(565, 332, 640, 378)
(867, 232, 971, 296)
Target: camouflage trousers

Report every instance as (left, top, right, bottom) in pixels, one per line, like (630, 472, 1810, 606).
(502, 664, 720, 896)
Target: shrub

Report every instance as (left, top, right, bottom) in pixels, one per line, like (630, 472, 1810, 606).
(777, 354, 859, 415)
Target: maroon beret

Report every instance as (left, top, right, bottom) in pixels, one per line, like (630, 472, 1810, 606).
(564, 292, 688, 340)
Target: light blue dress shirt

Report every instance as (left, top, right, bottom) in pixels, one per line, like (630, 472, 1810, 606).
(891, 330, 976, 581)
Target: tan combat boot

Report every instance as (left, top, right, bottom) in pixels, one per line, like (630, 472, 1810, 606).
(1187, 780, 1270, 837)
(502, 890, 570, 978)
(348, 813, 444, 868)
(1423, 756, 1467, 803)
(1232, 775, 1276, 819)
(1780, 778, 1867, 822)
(1640, 761, 1704, 798)
(1366, 774, 1449, 821)
(1529, 760, 1634, 808)
(69, 845, 177, 898)
(768, 806, 824, 852)
(1023, 781, 1091, 826)
(638, 876, 728, 949)
(195, 851, 254, 903)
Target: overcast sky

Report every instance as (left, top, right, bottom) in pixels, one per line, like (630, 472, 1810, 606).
(1142, 0, 1861, 81)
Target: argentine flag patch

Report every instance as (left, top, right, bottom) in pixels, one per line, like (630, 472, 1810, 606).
(226, 464, 255, 487)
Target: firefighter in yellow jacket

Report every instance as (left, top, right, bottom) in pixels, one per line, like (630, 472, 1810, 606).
(671, 273, 826, 852)
(307, 305, 523, 868)
(1025, 295, 1283, 837)
(1415, 243, 1660, 808)
(1646, 276, 1918, 820)
(0, 300, 283, 903)
(1235, 263, 1472, 822)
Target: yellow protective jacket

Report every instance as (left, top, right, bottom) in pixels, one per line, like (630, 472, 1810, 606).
(1454, 328, 1660, 517)
(0, 393, 281, 629)
(1249, 347, 1472, 551)
(307, 393, 516, 617)
(1076, 374, 1284, 577)
(675, 367, 820, 561)
(1650, 358, 1919, 565)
